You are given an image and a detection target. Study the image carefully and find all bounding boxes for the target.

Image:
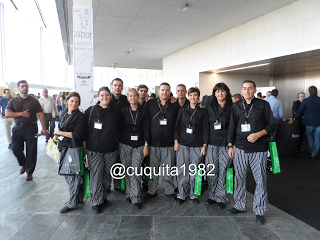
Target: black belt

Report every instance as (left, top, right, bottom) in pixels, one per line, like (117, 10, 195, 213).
(17, 122, 37, 126)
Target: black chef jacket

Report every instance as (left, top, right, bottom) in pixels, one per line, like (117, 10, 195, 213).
(111, 94, 130, 110)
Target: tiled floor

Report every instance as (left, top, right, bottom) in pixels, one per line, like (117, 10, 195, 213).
(1, 123, 320, 240)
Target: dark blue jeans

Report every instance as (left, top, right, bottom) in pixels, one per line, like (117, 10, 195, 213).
(11, 124, 38, 174)
(306, 126, 320, 157)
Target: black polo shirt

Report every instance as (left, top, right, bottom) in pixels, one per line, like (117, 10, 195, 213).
(202, 95, 232, 147)
(174, 104, 209, 147)
(120, 105, 150, 148)
(110, 94, 130, 110)
(6, 95, 43, 125)
(84, 104, 121, 153)
(145, 98, 179, 147)
(227, 98, 276, 153)
(174, 98, 190, 108)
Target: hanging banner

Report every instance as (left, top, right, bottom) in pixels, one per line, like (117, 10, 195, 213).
(73, 7, 94, 112)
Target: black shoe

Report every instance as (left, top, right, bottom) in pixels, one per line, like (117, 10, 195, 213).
(134, 203, 142, 209)
(106, 186, 111, 193)
(114, 186, 121, 191)
(217, 202, 226, 209)
(205, 199, 216, 205)
(256, 215, 265, 225)
(92, 205, 101, 214)
(144, 193, 157, 201)
(227, 207, 246, 214)
(126, 197, 131, 203)
(174, 187, 178, 192)
(166, 194, 176, 201)
(311, 156, 316, 160)
(177, 198, 185, 204)
(60, 206, 73, 214)
(192, 198, 199, 204)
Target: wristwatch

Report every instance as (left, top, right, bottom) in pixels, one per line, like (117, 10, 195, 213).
(203, 145, 208, 149)
(227, 145, 234, 149)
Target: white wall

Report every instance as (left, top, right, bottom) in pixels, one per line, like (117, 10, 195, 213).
(163, 0, 320, 92)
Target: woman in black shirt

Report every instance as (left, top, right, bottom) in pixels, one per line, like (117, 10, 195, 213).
(202, 82, 233, 209)
(54, 92, 85, 214)
(119, 88, 150, 209)
(174, 87, 209, 204)
(84, 87, 121, 214)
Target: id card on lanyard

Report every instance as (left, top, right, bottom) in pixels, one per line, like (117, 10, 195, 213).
(94, 121, 102, 129)
(157, 99, 168, 126)
(241, 100, 253, 133)
(160, 118, 167, 125)
(186, 105, 197, 134)
(214, 121, 222, 130)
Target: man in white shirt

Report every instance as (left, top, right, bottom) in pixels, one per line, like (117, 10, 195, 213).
(39, 88, 59, 142)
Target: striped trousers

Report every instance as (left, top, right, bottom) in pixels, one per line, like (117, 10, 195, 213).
(147, 146, 175, 195)
(233, 146, 268, 215)
(119, 143, 144, 203)
(176, 145, 202, 200)
(205, 145, 232, 203)
(64, 174, 83, 209)
(87, 149, 118, 206)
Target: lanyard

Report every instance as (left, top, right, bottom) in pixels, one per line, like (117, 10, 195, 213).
(157, 98, 168, 116)
(187, 105, 198, 125)
(242, 100, 253, 120)
(59, 111, 74, 129)
(129, 107, 139, 126)
(215, 104, 225, 123)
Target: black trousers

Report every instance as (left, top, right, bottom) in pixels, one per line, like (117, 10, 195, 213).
(11, 124, 38, 174)
(44, 113, 55, 140)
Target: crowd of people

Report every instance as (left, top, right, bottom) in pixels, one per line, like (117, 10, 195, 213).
(1, 78, 320, 226)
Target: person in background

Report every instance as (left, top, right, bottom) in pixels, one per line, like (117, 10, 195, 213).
(0, 89, 14, 148)
(119, 88, 150, 209)
(175, 84, 189, 108)
(174, 87, 208, 204)
(39, 88, 59, 142)
(232, 94, 241, 103)
(61, 94, 67, 112)
(265, 91, 271, 98)
(289, 86, 320, 159)
(6, 80, 46, 181)
(55, 92, 85, 213)
(56, 93, 62, 112)
(149, 93, 156, 100)
(257, 92, 262, 99)
(37, 93, 41, 99)
(202, 83, 233, 209)
(137, 84, 148, 106)
(84, 87, 121, 214)
(292, 92, 306, 152)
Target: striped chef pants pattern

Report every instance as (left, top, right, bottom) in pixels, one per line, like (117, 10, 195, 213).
(119, 143, 144, 203)
(64, 174, 82, 209)
(147, 146, 175, 195)
(205, 145, 232, 203)
(87, 149, 118, 206)
(233, 146, 268, 216)
(176, 145, 202, 200)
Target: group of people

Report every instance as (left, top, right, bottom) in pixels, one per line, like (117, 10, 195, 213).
(2, 78, 320, 226)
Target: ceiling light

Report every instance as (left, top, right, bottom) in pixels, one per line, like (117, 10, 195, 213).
(215, 63, 270, 73)
(182, 3, 189, 11)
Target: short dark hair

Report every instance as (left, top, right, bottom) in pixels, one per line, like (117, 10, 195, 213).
(232, 93, 241, 100)
(297, 92, 305, 98)
(150, 93, 156, 98)
(309, 86, 317, 96)
(3, 88, 9, 94)
(67, 92, 81, 105)
(160, 82, 170, 87)
(17, 80, 28, 87)
(111, 78, 123, 85)
(271, 89, 278, 97)
(187, 87, 200, 97)
(242, 80, 256, 88)
(257, 92, 262, 97)
(177, 84, 186, 89)
(137, 84, 148, 91)
(98, 86, 111, 95)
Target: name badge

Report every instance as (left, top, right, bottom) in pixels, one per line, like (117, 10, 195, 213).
(160, 118, 167, 125)
(186, 127, 193, 134)
(58, 135, 64, 141)
(214, 122, 222, 130)
(241, 123, 251, 132)
(94, 121, 103, 130)
(131, 134, 139, 141)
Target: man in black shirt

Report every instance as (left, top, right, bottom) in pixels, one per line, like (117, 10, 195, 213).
(137, 84, 148, 106)
(292, 92, 306, 152)
(175, 84, 189, 108)
(145, 82, 179, 201)
(227, 80, 276, 225)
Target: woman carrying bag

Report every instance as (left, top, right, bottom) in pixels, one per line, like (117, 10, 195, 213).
(174, 87, 209, 204)
(202, 82, 233, 209)
(54, 92, 86, 214)
(84, 87, 121, 214)
(119, 88, 150, 209)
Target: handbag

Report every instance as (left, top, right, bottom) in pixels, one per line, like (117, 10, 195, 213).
(46, 139, 60, 163)
(58, 137, 83, 176)
(226, 168, 233, 194)
(269, 142, 281, 174)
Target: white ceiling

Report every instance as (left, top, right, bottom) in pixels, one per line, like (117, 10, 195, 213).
(65, 0, 298, 70)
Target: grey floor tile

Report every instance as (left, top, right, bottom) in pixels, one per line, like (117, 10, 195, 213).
(115, 216, 153, 240)
(153, 216, 245, 240)
(10, 214, 66, 240)
(0, 213, 35, 240)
